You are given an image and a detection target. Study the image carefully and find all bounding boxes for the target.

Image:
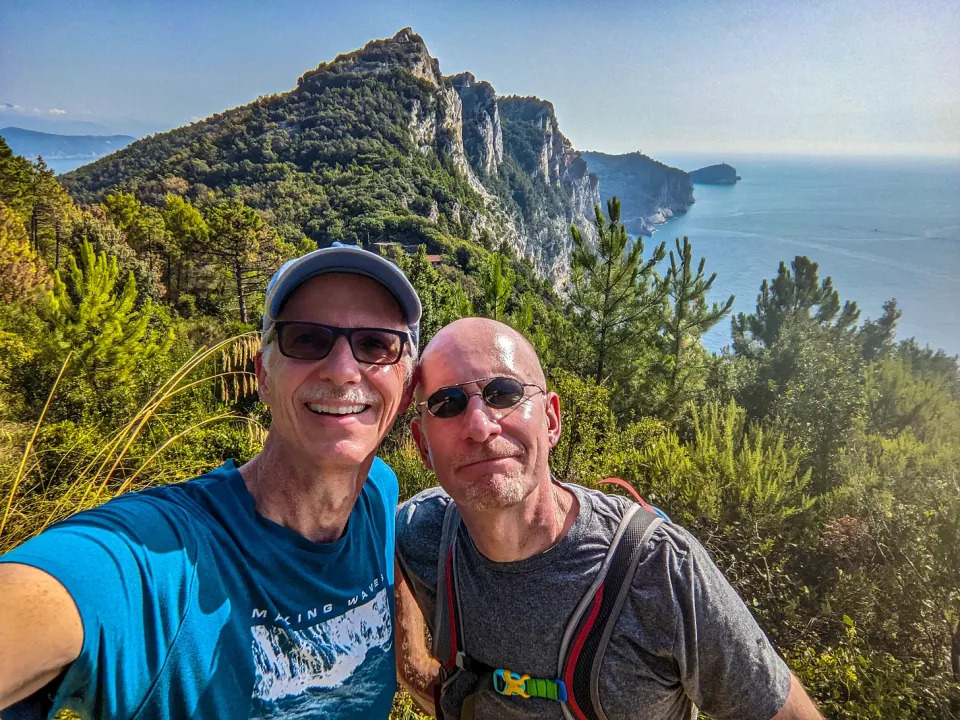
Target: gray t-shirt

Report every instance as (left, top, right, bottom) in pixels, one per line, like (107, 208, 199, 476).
(396, 483, 791, 720)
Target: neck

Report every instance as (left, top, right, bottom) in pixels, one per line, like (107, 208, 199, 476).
(239, 433, 374, 544)
(457, 477, 578, 563)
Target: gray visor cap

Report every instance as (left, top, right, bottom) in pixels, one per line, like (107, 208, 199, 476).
(261, 244, 422, 347)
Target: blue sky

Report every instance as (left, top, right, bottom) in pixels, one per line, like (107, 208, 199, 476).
(1, 0, 957, 156)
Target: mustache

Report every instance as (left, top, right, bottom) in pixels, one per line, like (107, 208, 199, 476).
(294, 383, 379, 406)
(455, 440, 525, 467)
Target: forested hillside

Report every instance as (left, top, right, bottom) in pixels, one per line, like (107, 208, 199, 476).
(1, 27, 958, 719)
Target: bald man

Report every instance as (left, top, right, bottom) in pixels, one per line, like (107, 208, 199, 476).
(394, 318, 822, 720)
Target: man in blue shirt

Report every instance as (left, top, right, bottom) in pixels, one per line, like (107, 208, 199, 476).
(0, 245, 422, 719)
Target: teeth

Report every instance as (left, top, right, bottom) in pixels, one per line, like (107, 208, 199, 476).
(306, 403, 367, 415)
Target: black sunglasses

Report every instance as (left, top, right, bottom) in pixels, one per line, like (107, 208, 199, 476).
(274, 321, 409, 365)
(421, 376, 546, 419)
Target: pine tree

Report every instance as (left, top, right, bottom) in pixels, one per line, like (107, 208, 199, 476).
(731, 255, 860, 356)
(859, 298, 901, 361)
(568, 197, 666, 384)
(0, 143, 76, 268)
(478, 247, 515, 321)
(161, 194, 209, 302)
(202, 200, 289, 324)
(30, 239, 173, 422)
(659, 236, 734, 415)
(382, 244, 469, 347)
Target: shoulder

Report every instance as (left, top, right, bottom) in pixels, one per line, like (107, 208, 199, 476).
(21, 463, 241, 558)
(629, 517, 714, 594)
(364, 456, 400, 510)
(395, 487, 450, 580)
(396, 486, 450, 549)
(626, 518, 751, 639)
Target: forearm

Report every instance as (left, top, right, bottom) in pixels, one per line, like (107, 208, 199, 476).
(394, 559, 441, 715)
(771, 673, 823, 720)
(397, 649, 441, 715)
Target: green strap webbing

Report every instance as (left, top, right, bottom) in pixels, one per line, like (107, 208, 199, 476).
(524, 676, 563, 700)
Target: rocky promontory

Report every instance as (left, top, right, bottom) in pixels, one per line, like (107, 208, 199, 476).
(689, 163, 740, 185)
(582, 151, 694, 236)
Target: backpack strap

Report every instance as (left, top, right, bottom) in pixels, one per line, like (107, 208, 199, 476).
(433, 499, 462, 671)
(558, 503, 663, 720)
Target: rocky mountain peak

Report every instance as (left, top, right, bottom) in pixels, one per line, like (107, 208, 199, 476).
(309, 27, 442, 88)
(391, 26, 419, 43)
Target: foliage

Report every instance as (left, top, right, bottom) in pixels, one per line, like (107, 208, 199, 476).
(567, 197, 666, 392)
(383, 244, 470, 347)
(202, 199, 293, 324)
(23, 240, 174, 425)
(477, 248, 515, 321)
(787, 616, 937, 719)
(731, 255, 861, 356)
(632, 399, 813, 530)
(654, 236, 734, 418)
(0, 202, 52, 303)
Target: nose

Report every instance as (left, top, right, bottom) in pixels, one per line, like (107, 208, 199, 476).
(315, 336, 362, 386)
(460, 394, 502, 443)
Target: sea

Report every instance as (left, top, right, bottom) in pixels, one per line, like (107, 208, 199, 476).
(652, 154, 960, 356)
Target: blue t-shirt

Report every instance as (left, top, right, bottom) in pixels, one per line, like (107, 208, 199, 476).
(0, 459, 399, 720)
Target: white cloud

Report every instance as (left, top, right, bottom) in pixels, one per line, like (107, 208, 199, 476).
(1, 104, 75, 116)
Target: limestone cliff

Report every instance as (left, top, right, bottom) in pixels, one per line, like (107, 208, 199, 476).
(329, 30, 597, 283)
(492, 97, 599, 283)
(582, 151, 694, 236)
(449, 72, 502, 177)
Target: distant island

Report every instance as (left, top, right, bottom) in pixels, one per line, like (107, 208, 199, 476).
(0, 126, 134, 165)
(689, 163, 740, 185)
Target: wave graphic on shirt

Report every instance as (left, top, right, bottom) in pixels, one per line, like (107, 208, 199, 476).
(250, 588, 392, 716)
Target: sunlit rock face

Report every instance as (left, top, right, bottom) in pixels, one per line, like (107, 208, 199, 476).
(450, 72, 503, 177)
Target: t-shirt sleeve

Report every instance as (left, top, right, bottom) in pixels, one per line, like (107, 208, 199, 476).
(0, 495, 197, 718)
(394, 487, 449, 635)
(668, 528, 791, 720)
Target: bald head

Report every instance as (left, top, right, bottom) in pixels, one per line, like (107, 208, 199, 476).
(418, 318, 546, 399)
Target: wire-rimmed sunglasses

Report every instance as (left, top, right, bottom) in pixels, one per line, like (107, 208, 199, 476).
(273, 321, 409, 365)
(420, 376, 546, 419)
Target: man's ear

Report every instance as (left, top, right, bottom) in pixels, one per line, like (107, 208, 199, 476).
(254, 351, 272, 407)
(410, 415, 434, 470)
(398, 365, 420, 415)
(545, 391, 561, 448)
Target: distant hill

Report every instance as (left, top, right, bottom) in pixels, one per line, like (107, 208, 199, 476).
(582, 151, 694, 236)
(0, 127, 135, 165)
(689, 163, 740, 185)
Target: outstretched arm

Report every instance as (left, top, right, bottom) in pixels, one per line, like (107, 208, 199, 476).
(394, 559, 441, 715)
(772, 673, 823, 720)
(0, 563, 83, 710)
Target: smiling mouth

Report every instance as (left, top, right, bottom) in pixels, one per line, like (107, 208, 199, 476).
(305, 402, 371, 417)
